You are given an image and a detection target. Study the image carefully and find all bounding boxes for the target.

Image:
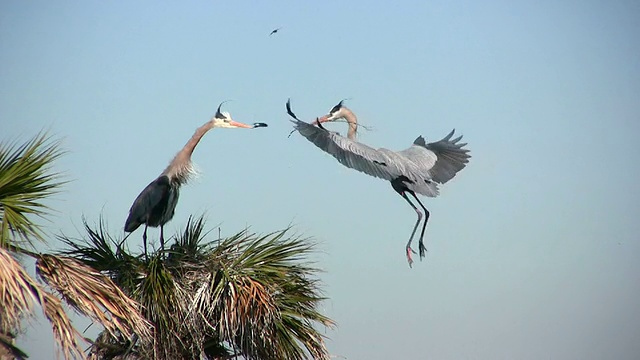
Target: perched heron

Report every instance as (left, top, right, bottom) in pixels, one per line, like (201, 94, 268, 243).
(124, 102, 268, 256)
(287, 99, 470, 267)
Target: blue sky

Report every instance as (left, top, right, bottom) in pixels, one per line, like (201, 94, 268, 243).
(2, 1, 639, 359)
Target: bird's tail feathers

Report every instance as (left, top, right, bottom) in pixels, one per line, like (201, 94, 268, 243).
(411, 179, 440, 198)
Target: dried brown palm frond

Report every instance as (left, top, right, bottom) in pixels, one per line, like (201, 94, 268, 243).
(41, 290, 87, 360)
(35, 254, 152, 345)
(137, 253, 190, 359)
(194, 272, 279, 355)
(0, 247, 87, 359)
(0, 247, 36, 336)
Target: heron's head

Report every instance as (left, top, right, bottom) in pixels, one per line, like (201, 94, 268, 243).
(211, 102, 268, 129)
(325, 100, 346, 121)
(313, 100, 351, 126)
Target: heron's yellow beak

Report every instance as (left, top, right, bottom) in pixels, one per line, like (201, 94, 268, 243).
(229, 120, 253, 129)
(229, 120, 268, 129)
(311, 115, 330, 126)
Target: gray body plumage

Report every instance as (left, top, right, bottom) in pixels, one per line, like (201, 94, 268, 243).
(124, 175, 179, 233)
(291, 119, 470, 196)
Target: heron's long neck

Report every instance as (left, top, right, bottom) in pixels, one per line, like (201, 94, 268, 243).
(163, 121, 214, 184)
(342, 109, 358, 140)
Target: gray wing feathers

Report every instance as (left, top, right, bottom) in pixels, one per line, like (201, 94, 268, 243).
(415, 129, 471, 184)
(292, 119, 400, 181)
(125, 177, 170, 232)
(293, 120, 469, 198)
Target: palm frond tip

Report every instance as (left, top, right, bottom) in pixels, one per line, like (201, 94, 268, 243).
(0, 132, 66, 247)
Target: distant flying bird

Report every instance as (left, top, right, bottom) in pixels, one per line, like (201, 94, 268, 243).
(269, 27, 282, 36)
(125, 103, 268, 256)
(287, 99, 470, 267)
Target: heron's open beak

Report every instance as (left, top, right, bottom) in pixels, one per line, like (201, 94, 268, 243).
(311, 115, 330, 126)
(230, 120, 268, 129)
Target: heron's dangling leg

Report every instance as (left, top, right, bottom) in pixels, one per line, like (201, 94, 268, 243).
(399, 191, 423, 268)
(391, 177, 424, 267)
(409, 192, 430, 260)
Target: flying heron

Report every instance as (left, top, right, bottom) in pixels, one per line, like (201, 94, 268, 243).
(287, 99, 470, 267)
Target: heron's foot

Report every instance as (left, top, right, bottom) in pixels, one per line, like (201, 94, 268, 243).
(418, 240, 428, 260)
(406, 246, 417, 268)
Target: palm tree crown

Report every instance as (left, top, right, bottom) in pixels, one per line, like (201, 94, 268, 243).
(59, 216, 335, 359)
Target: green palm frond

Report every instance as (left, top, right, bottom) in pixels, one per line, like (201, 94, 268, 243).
(166, 215, 213, 266)
(0, 132, 66, 247)
(59, 217, 141, 293)
(138, 254, 178, 328)
(138, 252, 203, 359)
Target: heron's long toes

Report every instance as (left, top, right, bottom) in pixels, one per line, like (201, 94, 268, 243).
(406, 246, 416, 268)
(418, 241, 428, 260)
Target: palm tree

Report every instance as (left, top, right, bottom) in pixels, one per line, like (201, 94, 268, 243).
(2, 132, 335, 359)
(1, 133, 152, 359)
(58, 216, 335, 360)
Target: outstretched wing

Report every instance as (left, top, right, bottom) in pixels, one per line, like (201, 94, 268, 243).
(291, 119, 402, 181)
(287, 100, 463, 197)
(412, 129, 471, 184)
(124, 176, 171, 232)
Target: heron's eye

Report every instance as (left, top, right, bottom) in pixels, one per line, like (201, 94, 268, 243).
(223, 118, 230, 123)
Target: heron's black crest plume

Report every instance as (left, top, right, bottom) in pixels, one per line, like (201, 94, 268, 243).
(329, 99, 346, 115)
(215, 104, 224, 119)
(214, 100, 232, 119)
